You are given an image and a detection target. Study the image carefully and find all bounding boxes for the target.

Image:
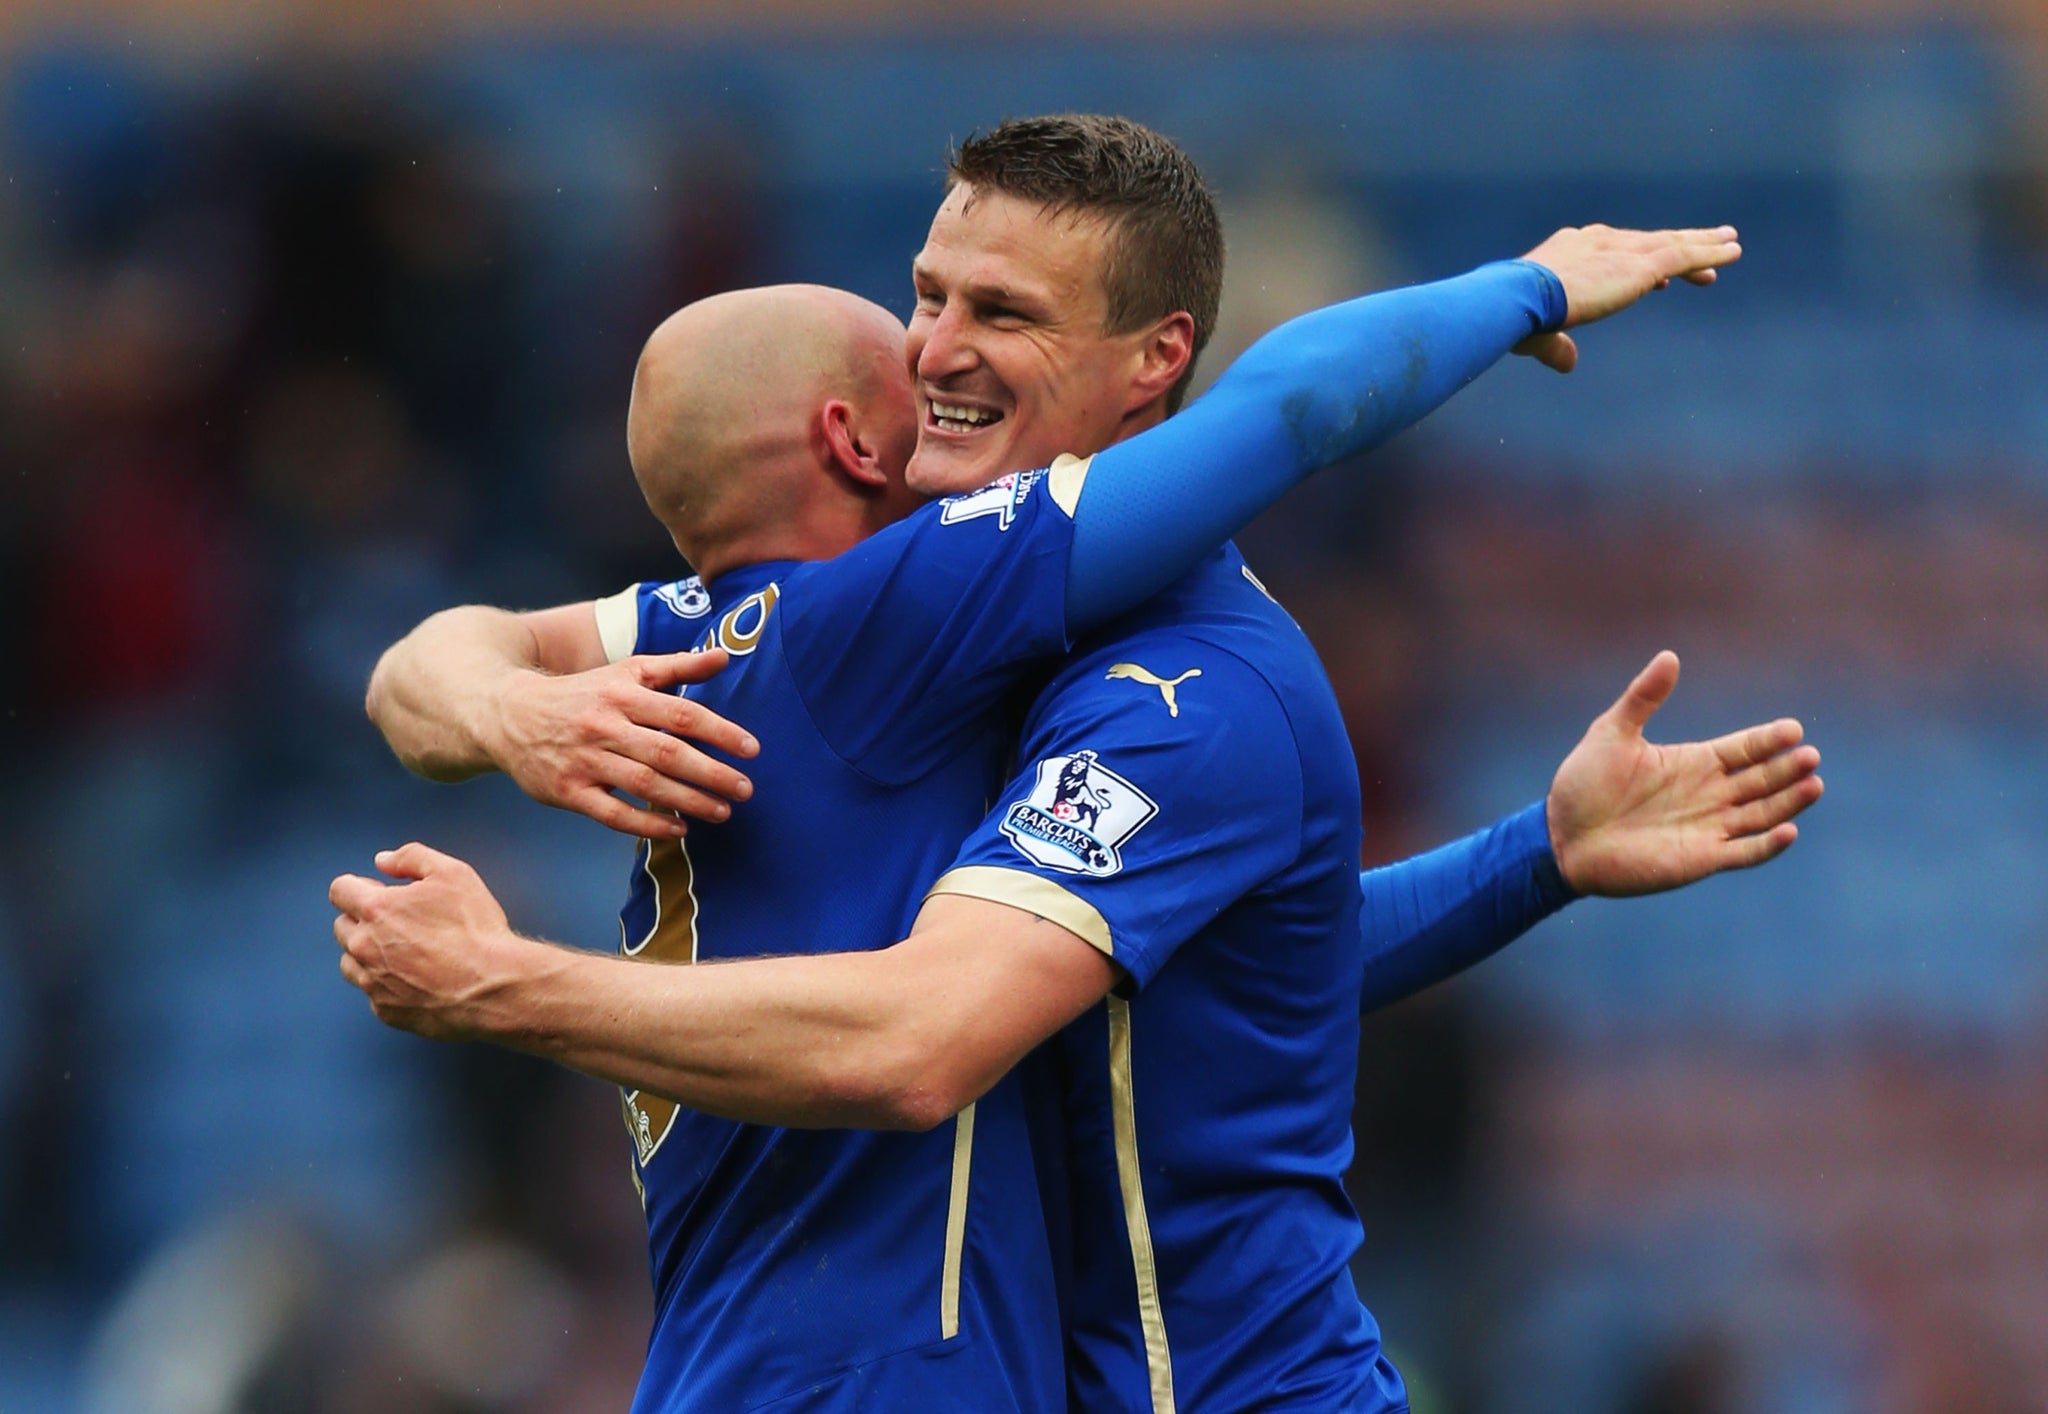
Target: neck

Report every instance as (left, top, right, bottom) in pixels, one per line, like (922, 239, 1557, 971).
(683, 508, 870, 584)
(1100, 396, 1172, 451)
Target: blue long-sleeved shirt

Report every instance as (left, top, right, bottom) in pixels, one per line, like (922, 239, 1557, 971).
(1358, 800, 1578, 1013)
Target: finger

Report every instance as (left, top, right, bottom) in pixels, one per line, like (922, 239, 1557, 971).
(634, 649, 732, 693)
(637, 692, 760, 763)
(339, 950, 373, 992)
(374, 841, 464, 881)
(1605, 650, 1681, 735)
(1511, 330, 1578, 373)
(1638, 225, 1738, 246)
(571, 785, 691, 840)
(329, 873, 386, 917)
(1723, 742, 1821, 804)
(1724, 773, 1825, 837)
(598, 751, 738, 825)
(1717, 821, 1800, 872)
(1710, 717, 1803, 773)
(1626, 226, 1738, 252)
(1682, 269, 1718, 287)
(1653, 239, 1741, 281)
(333, 913, 377, 960)
(620, 725, 752, 810)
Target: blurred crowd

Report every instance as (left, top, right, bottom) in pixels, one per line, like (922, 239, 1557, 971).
(2, 25, 2046, 1414)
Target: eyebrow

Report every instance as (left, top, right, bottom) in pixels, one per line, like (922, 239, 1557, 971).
(912, 265, 1040, 311)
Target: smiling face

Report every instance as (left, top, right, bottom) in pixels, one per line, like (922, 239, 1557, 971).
(904, 184, 1171, 496)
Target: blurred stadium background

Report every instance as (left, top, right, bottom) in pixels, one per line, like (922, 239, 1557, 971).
(2, 0, 2045, 1409)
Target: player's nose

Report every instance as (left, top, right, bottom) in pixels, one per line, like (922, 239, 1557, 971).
(914, 302, 980, 383)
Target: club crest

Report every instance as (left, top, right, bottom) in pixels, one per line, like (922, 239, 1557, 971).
(655, 577, 712, 619)
(938, 469, 1042, 532)
(1001, 750, 1157, 877)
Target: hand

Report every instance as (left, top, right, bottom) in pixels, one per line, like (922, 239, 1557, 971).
(1546, 651, 1823, 897)
(486, 649, 759, 838)
(1512, 223, 1742, 373)
(331, 843, 536, 1041)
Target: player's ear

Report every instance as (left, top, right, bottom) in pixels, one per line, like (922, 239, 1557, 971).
(819, 398, 888, 491)
(1124, 311, 1195, 414)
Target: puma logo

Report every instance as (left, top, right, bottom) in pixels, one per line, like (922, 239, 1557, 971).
(1105, 663, 1202, 718)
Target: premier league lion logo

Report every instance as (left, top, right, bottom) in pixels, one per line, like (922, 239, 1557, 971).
(1002, 749, 1158, 876)
(1050, 751, 1110, 832)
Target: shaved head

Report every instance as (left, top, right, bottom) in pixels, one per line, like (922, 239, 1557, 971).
(627, 284, 917, 574)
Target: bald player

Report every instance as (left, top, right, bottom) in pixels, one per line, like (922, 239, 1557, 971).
(367, 285, 923, 833)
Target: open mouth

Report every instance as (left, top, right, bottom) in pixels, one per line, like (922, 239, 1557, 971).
(927, 399, 1004, 436)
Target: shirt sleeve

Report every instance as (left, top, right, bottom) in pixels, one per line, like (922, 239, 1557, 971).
(1355, 799, 1578, 1014)
(594, 583, 647, 661)
(1065, 260, 1566, 622)
(594, 577, 721, 660)
(925, 644, 1304, 989)
(777, 459, 1088, 783)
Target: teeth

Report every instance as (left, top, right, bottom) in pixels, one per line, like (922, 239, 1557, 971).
(931, 401, 997, 427)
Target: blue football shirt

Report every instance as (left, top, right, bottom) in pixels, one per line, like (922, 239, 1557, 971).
(931, 543, 1406, 1414)
(591, 464, 1092, 1413)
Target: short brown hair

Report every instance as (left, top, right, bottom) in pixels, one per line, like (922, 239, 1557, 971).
(949, 114, 1224, 413)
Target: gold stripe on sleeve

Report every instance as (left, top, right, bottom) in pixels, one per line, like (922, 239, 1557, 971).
(593, 584, 642, 664)
(1047, 452, 1094, 517)
(925, 866, 1114, 960)
(1109, 996, 1176, 1414)
(940, 1101, 977, 1340)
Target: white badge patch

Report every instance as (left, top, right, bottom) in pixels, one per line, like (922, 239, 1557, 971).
(655, 577, 712, 619)
(1001, 750, 1158, 877)
(939, 469, 1042, 532)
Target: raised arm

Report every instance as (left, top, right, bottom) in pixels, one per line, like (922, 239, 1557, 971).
(367, 600, 757, 835)
(1355, 652, 1825, 1014)
(330, 847, 1112, 1131)
(1065, 225, 1742, 623)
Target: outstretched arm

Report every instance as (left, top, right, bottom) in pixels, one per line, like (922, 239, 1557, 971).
(330, 848, 1112, 1131)
(1355, 651, 1824, 1013)
(367, 601, 756, 835)
(1066, 225, 1742, 622)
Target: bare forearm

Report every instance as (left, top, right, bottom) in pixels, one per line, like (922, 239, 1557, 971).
(481, 941, 961, 1131)
(366, 607, 541, 781)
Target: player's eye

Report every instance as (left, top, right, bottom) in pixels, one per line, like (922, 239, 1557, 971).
(914, 288, 944, 314)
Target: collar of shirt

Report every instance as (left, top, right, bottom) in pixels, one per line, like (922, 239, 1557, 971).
(702, 560, 799, 612)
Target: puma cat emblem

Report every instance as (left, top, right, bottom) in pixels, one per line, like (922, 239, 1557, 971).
(1105, 663, 1203, 718)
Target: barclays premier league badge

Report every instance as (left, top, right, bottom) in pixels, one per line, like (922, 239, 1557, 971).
(1001, 750, 1157, 876)
(655, 577, 712, 619)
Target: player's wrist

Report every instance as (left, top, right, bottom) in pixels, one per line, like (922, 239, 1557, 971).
(468, 666, 545, 774)
(460, 927, 568, 1046)
(1541, 791, 1587, 898)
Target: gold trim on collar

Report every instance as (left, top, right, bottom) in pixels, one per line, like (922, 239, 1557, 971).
(1048, 452, 1094, 517)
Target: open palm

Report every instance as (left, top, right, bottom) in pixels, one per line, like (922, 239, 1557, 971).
(1547, 651, 1824, 897)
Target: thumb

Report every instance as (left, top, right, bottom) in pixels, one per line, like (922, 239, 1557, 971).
(639, 648, 730, 690)
(1511, 330, 1578, 374)
(375, 841, 464, 881)
(1605, 650, 1680, 735)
